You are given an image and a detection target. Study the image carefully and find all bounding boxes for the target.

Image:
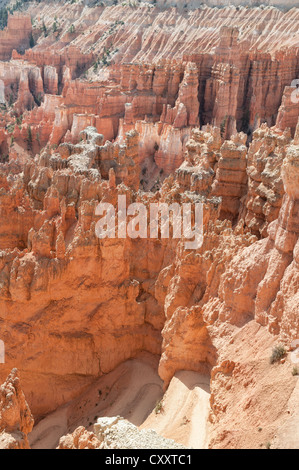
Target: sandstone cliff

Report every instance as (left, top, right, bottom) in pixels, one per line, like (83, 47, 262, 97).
(0, 14, 32, 61)
(0, 0, 298, 451)
(1, 3, 298, 166)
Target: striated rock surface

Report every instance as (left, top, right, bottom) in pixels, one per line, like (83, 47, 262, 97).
(1, 3, 298, 168)
(0, 14, 32, 61)
(242, 124, 291, 237)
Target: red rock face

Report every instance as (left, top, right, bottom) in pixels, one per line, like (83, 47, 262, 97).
(0, 1, 298, 450)
(0, 4, 298, 174)
(0, 368, 34, 449)
(0, 14, 32, 61)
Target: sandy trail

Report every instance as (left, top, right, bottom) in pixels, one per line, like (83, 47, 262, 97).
(273, 379, 299, 449)
(29, 353, 211, 449)
(141, 371, 210, 449)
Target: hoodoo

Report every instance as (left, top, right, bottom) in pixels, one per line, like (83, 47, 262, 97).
(0, 0, 298, 450)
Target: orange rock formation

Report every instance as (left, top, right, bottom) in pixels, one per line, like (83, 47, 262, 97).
(0, 368, 34, 449)
(0, 0, 298, 450)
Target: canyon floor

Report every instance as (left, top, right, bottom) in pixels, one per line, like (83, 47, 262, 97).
(29, 353, 210, 449)
(0, 0, 298, 450)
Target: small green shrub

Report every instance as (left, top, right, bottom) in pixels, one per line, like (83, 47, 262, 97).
(220, 115, 227, 138)
(29, 32, 35, 48)
(270, 345, 286, 364)
(42, 21, 48, 37)
(155, 399, 163, 414)
(26, 126, 33, 151)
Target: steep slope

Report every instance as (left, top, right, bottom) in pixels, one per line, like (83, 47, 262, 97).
(0, 0, 298, 450)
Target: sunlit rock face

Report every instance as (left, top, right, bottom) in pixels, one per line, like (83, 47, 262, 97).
(0, 369, 34, 449)
(1, 2, 298, 170)
(0, 0, 298, 450)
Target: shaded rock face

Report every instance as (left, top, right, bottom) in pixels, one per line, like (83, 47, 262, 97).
(0, 369, 34, 449)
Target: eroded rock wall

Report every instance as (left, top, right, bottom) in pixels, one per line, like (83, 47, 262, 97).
(0, 0, 298, 450)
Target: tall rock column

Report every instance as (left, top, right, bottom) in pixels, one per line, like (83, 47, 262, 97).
(0, 369, 34, 449)
(211, 132, 247, 222)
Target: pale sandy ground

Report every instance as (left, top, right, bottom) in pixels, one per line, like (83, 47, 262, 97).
(29, 352, 210, 449)
(141, 371, 210, 449)
(272, 379, 299, 449)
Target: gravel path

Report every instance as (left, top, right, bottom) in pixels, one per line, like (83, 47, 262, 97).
(94, 416, 186, 449)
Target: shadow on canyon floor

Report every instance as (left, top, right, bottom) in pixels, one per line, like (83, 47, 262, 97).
(29, 352, 211, 449)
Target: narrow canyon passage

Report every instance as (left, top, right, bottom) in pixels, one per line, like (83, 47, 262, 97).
(29, 354, 211, 449)
(141, 370, 211, 449)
